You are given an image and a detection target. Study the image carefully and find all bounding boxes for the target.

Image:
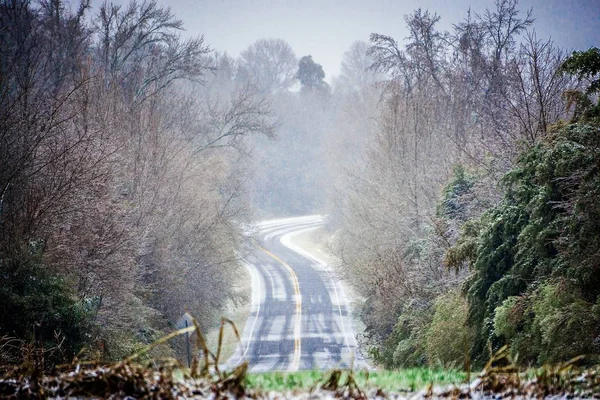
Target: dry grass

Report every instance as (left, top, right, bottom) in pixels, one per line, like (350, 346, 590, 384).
(0, 317, 249, 399)
(2, 326, 600, 399)
(428, 346, 600, 398)
(205, 266, 253, 363)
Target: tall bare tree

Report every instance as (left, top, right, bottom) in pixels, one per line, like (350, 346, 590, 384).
(236, 38, 297, 94)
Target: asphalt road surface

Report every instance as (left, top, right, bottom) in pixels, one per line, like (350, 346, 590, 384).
(229, 215, 365, 372)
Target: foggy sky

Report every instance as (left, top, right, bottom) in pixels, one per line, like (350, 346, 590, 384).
(86, 0, 599, 82)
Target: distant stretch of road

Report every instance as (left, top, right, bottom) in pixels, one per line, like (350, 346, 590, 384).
(229, 215, 365, 372)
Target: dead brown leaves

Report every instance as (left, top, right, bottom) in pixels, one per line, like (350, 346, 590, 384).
(2, 326, 600, 399)
(0, 316, 249, 399)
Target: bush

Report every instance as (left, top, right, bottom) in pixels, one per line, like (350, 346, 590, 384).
(493, 295, 539, 364)
(369, 300, 432, 369)
(531, 281, 600, 364)
(450, 122, 600, 365)
(0, 253, 91, 366)
(493, 296, 526, 340)
(425, 291, 472, 367)
(492, 281, 600, 365)
(438, 165, 474, 222)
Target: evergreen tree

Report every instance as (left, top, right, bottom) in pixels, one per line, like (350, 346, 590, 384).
(297, 55, 329, 94)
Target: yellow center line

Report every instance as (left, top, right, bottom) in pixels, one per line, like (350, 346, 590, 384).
(256, 242, 302, 371)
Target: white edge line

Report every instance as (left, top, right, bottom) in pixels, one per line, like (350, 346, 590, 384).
(233, 261, 261, 365)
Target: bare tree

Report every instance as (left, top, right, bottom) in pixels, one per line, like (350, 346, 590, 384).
(504, 31, 572, 143)
(236, 38, 297, 94)
(330, 1, 563, 368)
(335, 40, 384, 98)
(1, 0, 278, 363)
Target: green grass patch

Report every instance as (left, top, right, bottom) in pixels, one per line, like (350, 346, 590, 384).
(246, 368, 467, 392)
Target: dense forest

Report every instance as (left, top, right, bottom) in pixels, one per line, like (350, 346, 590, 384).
(1, 0, 599, 371)
(0, 0, 278, 364)
(328, 2, 600, 368)
(0, 0, 336, 366)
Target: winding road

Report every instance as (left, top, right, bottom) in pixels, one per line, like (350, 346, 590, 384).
(229, 215, 365, 372)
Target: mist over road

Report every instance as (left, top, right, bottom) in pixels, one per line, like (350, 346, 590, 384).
(230, 216, 365, 372)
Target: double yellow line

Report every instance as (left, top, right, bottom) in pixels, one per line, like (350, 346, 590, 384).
(256, 243, 302, 371)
